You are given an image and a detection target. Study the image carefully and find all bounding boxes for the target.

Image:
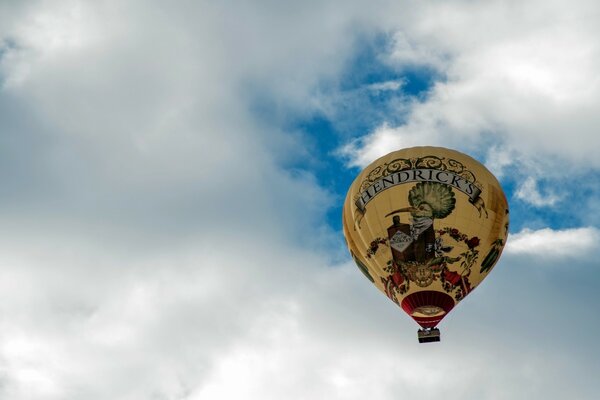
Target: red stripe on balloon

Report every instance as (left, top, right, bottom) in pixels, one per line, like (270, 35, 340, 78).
(400, 291, 455, 328)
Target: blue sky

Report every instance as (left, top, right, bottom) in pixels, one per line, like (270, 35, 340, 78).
(272, 34, 442, 233)
(272, 34, 575, 235)
(0, 1, 599, 399)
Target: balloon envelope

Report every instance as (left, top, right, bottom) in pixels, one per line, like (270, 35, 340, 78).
(342, 147, 509, 328)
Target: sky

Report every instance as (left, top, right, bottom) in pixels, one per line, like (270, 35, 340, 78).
(0, 0, 599, 399)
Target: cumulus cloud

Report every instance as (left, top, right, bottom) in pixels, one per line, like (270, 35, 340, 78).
(514, 177, 561, 207)
(0, 1, 355, 398)
(505, 227, 599, 258)
(342, 0, 600, 169)
(338, 121, 441, 168)
(1, 1, 599, 399)
(388, 31, 448, 71)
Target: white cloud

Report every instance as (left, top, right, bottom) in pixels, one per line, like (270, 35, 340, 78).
(339, 122, 438, 168)
(0, 1, 599, 399)
(367, 79, 405, 92)
(0, 1, 355, 398)
(343, 0, 600, 170)
(514, 177, 561, 207)
(505, 227, 599, 258)
(388, 31, 448, 71)
(484, 145, 514, 178)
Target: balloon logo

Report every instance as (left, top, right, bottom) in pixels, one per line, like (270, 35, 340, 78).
(342, 147, 509, 342)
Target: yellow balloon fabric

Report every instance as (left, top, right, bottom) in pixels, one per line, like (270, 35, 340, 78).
(342, 147, 509, 328)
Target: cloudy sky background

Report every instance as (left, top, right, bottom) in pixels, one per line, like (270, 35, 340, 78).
(1, 0, 599, 399)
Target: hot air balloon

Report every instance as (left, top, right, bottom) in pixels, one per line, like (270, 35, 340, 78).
(342, 146, 509, 343)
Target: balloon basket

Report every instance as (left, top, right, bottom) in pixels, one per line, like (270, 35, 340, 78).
(418, 328, 440, 343)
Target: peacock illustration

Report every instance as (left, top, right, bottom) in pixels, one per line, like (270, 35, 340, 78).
(386, 182, 456, 264)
